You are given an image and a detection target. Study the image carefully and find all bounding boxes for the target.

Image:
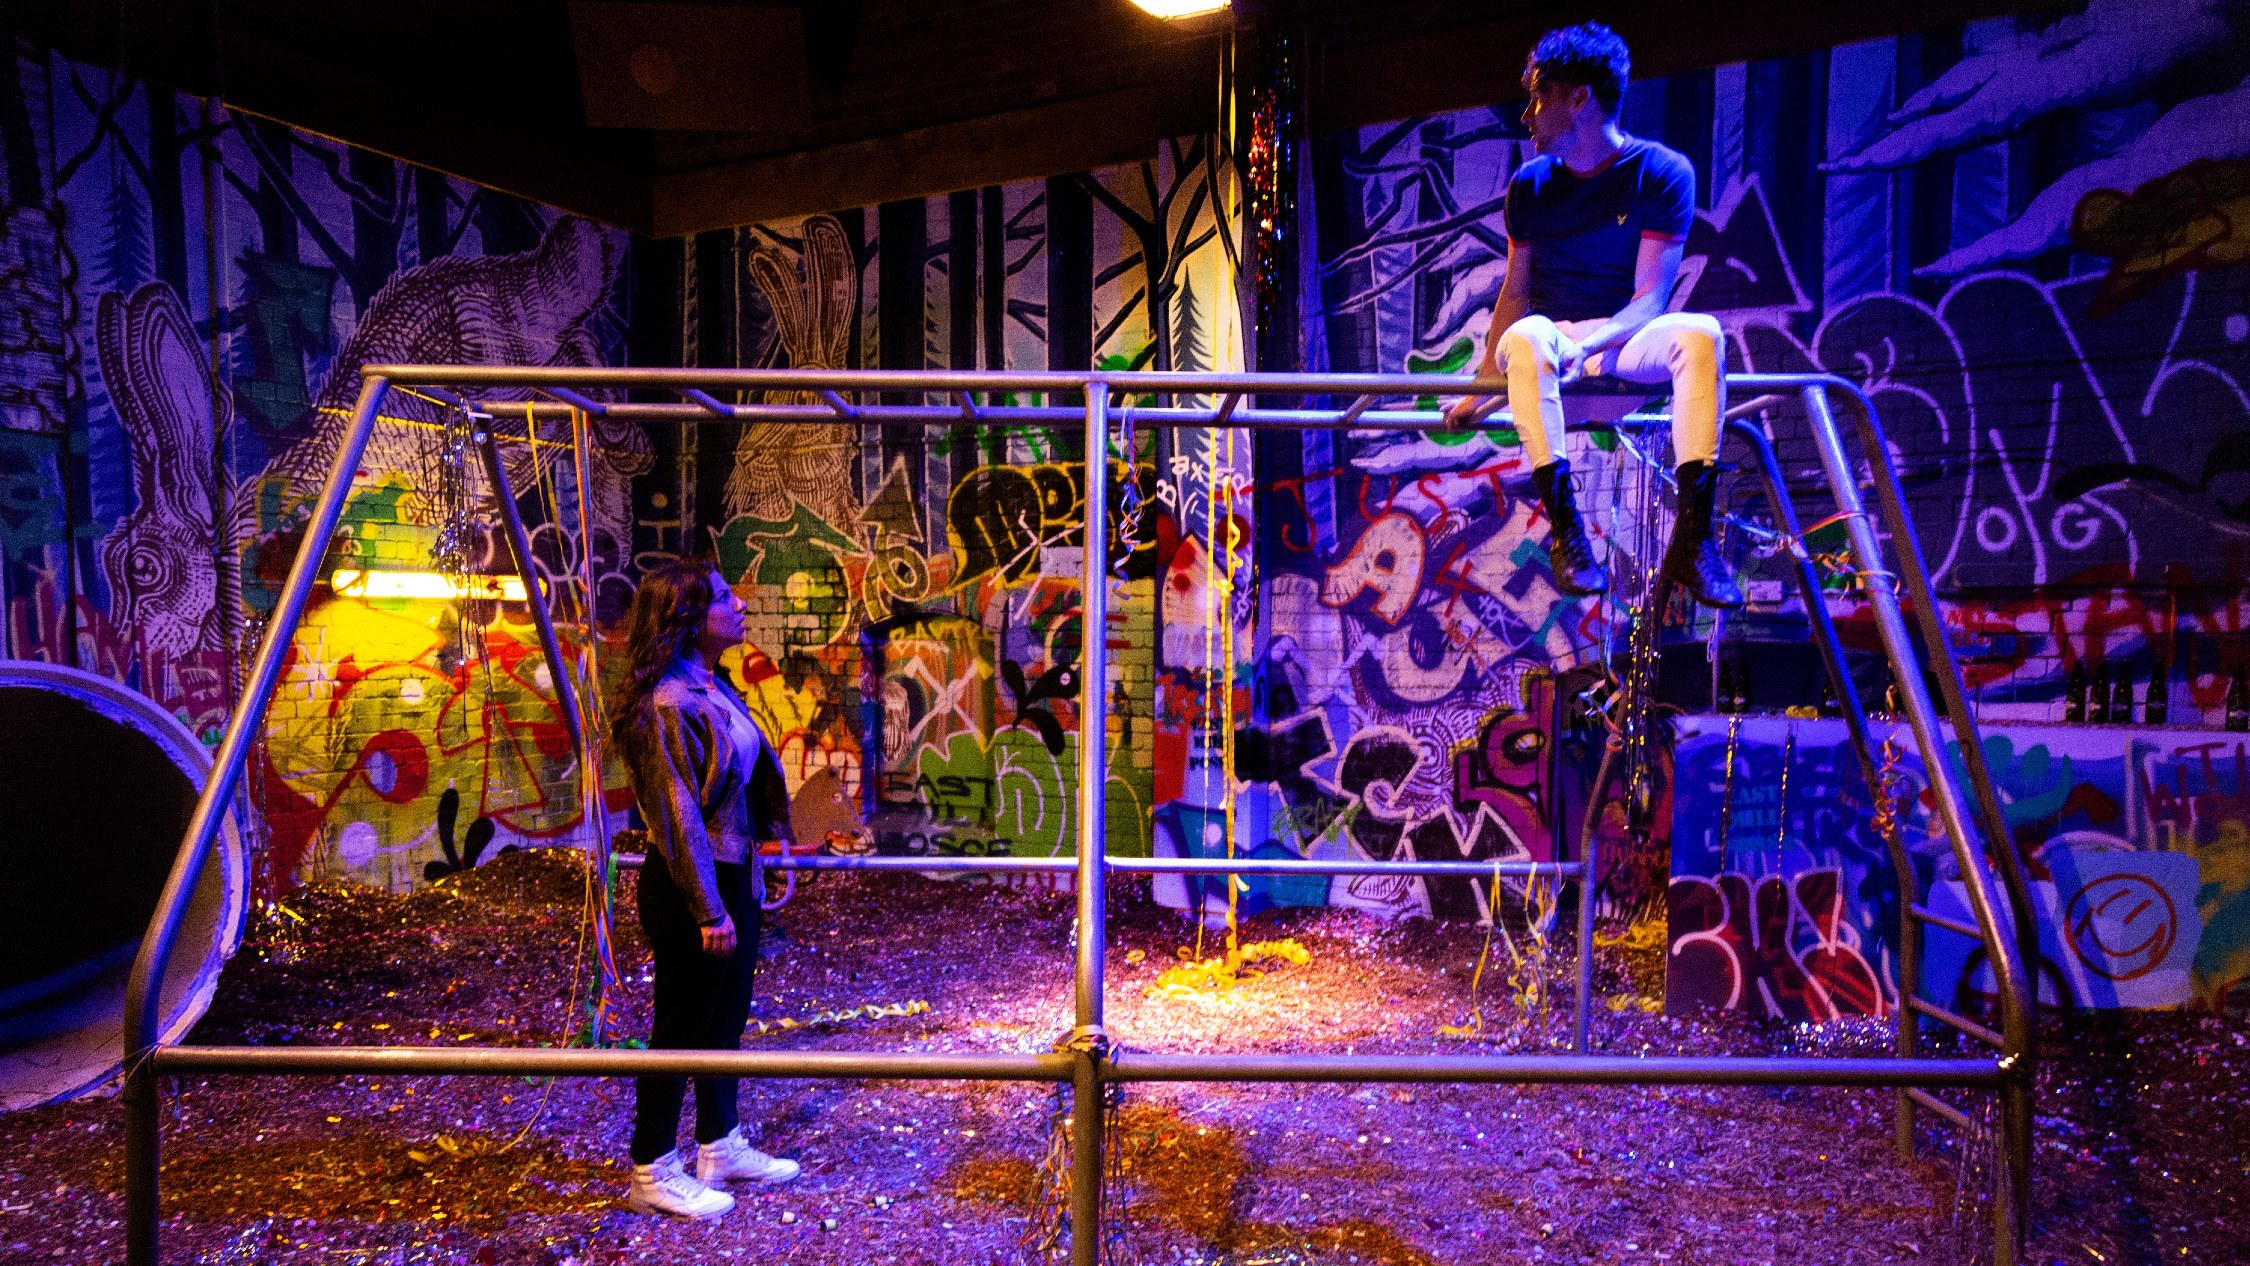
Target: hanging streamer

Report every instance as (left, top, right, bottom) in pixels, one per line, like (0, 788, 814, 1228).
(569, 405, 621, 1047)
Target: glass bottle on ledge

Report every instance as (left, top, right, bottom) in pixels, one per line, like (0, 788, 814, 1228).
(2088, 663, 2111, 725)
(2063, 662, 2089, 724)
(2226, 663, 2249, 732)
(2108, 661, 2135, 727)
(2145, 658, 2170, 728)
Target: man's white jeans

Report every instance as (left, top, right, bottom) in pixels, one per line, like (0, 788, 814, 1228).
(1495, 311, 1725, 469)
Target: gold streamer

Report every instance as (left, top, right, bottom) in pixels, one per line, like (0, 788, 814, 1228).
(743, 999, 932, 1039)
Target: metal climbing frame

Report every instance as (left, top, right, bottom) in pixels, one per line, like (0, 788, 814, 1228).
(122, 365, 2033, 1266)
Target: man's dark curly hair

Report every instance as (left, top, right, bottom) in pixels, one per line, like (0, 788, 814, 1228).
(1526, 22, 1632, 116)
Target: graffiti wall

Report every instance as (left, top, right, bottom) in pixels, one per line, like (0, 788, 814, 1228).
(0, 38, 648, 891)
(1668, 716, 2250, 1015)
(1202, 0, 2229, 926)
(685, 0, 2250, 936)
(693, 139, 1245, 882)
(11, 0, 2250, 933)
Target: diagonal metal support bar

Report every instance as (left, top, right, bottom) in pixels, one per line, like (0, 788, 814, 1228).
(476, 425, 587, 762)
(124, 375, 394, 1266)
(1788, 381, 2031, 1266)
(1721, 413, 1926, 1156)
(539, 385, 608, 415)
(682, 387, 732, 416)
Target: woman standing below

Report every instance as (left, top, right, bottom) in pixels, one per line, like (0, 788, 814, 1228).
(609, 559, 801, 1219)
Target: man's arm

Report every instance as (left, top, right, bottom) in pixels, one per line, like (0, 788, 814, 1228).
(1570, 235, 1683, 362)
(1443, 240, 1535, 427)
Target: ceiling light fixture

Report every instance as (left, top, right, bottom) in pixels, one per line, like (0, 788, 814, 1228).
(331, 569, 528, 603)
(1130, 0, 1230, 18)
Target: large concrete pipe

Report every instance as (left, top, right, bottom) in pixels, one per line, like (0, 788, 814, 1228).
(0, 661, 248, 1111)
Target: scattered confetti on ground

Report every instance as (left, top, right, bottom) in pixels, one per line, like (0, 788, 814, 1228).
(2, 849, 2246, 1264)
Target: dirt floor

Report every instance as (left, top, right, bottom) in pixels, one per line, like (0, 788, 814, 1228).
(2, 849, 2246, 1266)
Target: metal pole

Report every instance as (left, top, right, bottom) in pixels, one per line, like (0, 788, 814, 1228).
(1570, 724, 1617, 1054)
(1794, 386, 2029, 1030)
(1104, 1051, 2005, 1088)
(1848, 395, 2034, 1017)
(1070, 379, 1112, 1266)
(157, 1045, 1073, 1081)
(1723, 414, 1922, 1157)
(124, 373, 393, 1266)
(621, 852, 1587, 877)
(1108, 856, 1579, 877)
(1734, 377, 2034, 975)
(1834, 383, 2035, 1264)
(1796, 385, 2031, 1265)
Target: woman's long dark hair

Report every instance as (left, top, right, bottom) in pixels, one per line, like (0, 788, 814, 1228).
(609, 558, 721, 756)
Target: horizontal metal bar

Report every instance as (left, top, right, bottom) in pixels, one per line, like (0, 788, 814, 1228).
(375, 364, 1513, 396)
(148, 1044, 2004, 1091)
(461, 401, 1459, 429)
(1108, 857, 1582, 878)
(154, 1045, 1073, 1081)
(381, 366, 1867, 410)
(769, 854, 1074, 873)
(1105, 1053, 2007, 1089)
(1911, 903, 1984, 941)
(612, 852, 1581, 878)
(450, 399, 1687, 438)
(1905, 996, 2007, 1051)
(1905, 1086, 1979, 1134)
(610, 852, 1073, 873)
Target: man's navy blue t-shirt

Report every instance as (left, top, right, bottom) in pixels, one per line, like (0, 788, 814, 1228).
(1503, 138, 1695, 322)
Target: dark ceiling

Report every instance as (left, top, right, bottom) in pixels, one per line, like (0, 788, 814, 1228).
(4, 0, 2053, 237)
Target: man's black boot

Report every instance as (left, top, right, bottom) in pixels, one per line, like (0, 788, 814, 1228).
(1531, 459, 1608, 596)
(1662, 459, 1744, 609)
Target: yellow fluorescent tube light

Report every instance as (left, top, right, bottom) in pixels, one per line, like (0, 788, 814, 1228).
(1131, 0, 1228, 16)
(331, 569, 528, 602)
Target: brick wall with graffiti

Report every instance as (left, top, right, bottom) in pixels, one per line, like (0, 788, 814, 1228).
(684, 141, 1246, 880)
(1668, 717, 2250, 1016)
(0, 38, 651, 893)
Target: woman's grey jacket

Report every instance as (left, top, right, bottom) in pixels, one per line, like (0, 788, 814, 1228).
(619, 657, 792, 925)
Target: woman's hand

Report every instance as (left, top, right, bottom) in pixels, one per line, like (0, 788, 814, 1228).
(700, 913, 738, 957)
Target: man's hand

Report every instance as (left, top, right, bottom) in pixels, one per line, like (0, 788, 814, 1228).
(1443, 394, 1495, 431)
(700, 913, 738, 957)
(1555, 335, 1588, 388)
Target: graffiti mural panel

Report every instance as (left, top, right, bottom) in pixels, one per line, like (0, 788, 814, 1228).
(1668, 717, 2250, 1016)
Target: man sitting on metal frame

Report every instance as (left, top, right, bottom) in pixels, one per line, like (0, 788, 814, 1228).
(1445, 21, 1741, 610)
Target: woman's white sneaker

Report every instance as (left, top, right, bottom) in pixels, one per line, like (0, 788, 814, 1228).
(696, 1128, 801, 1185)
(626, 1152, 735, 1219)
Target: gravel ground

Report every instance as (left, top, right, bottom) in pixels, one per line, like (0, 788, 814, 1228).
(1, 849, 2245, 1266)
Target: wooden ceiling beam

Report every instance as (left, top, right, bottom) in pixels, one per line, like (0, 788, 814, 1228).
(652, 78, 1212, 236)
(216, 29, 653, 232)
